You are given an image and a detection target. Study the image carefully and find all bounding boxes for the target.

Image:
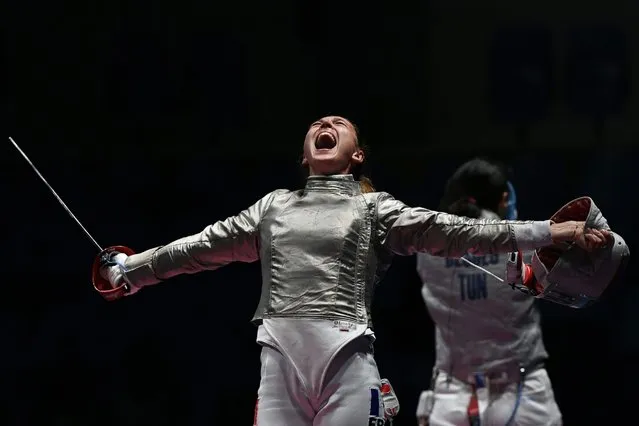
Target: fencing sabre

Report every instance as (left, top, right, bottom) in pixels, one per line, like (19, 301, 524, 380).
(7, 136, 501, 283)
(8, 136, 134, 299)
(460, 256, 505, 282)
(8, 136, 103, 251)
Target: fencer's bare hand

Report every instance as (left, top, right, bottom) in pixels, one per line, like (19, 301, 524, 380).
(550, 220, 610, 251)
(581, 228, 611, 250)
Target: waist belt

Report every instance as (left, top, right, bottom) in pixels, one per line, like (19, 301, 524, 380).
(465, 360, 545, 386)
(465, 360, 544, 426)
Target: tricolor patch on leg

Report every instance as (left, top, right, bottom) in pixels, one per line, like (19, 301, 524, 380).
(368, 388, 385, 425)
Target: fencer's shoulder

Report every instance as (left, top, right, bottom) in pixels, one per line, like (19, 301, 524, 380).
(363, 191, 395, 202)
(262, 188, 295, 199)
(360, 191, 390, 208)
(268, 188, 294, 196)
(366, 192, 412, 211)
(362, 192, 411, 219)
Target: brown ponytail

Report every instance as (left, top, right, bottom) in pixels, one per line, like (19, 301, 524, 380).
(359, 175, 376, 193)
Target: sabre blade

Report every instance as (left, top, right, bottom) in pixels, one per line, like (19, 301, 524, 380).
(460, 256, 505, 282)
(8, 136, 103, 252)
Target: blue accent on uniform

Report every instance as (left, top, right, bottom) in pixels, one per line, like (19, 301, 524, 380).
(370, 388, 380, 417)
(459, 273, 488, 301)
(504, 381, 523, 425)
(505, 181, 518, 220)
(474, 374, 486, 388)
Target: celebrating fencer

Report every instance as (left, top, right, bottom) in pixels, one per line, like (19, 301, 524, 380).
(89, 117, 612, 426)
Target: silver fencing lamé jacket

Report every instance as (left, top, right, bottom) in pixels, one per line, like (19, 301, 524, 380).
(417, 210, 548, 382)
(118, 175, 553, 329)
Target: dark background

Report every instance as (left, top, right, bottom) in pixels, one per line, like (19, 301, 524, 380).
(4, 1, 638, 425)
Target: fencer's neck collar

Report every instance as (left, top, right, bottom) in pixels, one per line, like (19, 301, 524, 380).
(304, 174, 361, 196)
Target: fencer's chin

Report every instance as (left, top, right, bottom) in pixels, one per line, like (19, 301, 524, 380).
(312, 147, 338, 158)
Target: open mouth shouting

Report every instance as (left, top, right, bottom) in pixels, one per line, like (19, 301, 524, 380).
(314, 130, 338, 152)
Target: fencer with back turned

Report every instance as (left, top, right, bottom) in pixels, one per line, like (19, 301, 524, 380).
(415, 158, 629, 426)
(416, 159, 561, 426)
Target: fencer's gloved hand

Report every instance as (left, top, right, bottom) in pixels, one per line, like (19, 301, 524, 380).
(506, 251, 543, 296)
(91, 245, 139, 301)
(99, 251, 139, 295)
(381, 379, 400, 420)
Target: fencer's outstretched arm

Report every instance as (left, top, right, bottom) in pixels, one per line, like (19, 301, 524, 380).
(375, 192, 603, 258)
(104, 190, 287, 291)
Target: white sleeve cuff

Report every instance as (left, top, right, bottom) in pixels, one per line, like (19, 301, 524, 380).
(122, 247, 163, 288)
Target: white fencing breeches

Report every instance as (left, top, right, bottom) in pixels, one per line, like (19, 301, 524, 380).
(427, 368, 562, 426)
(254, 337, 385, 426)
